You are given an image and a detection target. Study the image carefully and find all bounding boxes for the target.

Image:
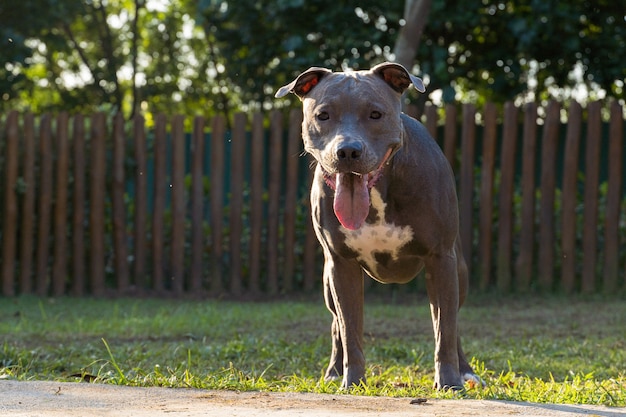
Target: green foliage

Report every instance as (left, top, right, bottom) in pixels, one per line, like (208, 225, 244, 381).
(2, 0, 623, 116)
(197, 0, 402, 110)
(421, 0, 626, 105)
(0, 0, 221, 117)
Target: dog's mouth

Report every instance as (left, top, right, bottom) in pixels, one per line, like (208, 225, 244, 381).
(322, 148, 393, 231)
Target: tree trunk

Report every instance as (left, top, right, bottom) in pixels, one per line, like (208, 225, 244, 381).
(393, 0, 432, 72)
(393, 0, 433, 112)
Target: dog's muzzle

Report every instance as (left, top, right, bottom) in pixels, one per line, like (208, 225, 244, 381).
(322, 148, 393, 230)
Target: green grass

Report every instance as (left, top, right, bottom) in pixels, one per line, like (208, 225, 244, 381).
(1, 293, 625, 406)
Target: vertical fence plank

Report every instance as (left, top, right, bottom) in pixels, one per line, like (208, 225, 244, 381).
(515, 103, 538, 292)
(19, 113, 36, 294)
(303, 158, 318, 292)
(152, 114, 167, 293)
(36, 114, 53, 296)
(443, 104, 458, 171)
(283, 109, 303, 292)
(603, 101, 623, 293)
(581, 101, 602, 293)
(71, 115, 86, 296)
(210, 115, 226, 294)
(267, 110, 284, 294)
(248, 112, 265, 295)
(537, 101, 560, 291)
(405, 104, 420, 120)
(1, 111, 19, 296)
(459, 104, 476, 278)
(496, 102, 519, 292)
(133, 115, 147, 292)
(89, 113, 107, 296)
(170, 115, 185, 294)
(229, 113, 247, 296)
(560, 101, 582, 293)
(112, 113, 129, 293)
(52, 113, 70, 296)
(190, 116, 205, 292)
(424, 103, 438, 140)
(478, 103, 497, 290)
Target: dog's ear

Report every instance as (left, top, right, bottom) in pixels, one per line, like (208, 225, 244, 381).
(371, 62, 426, 93)
(275, 67, 332, 99)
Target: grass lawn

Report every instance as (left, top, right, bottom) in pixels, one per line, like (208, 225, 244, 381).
(1, 292, 625, 406)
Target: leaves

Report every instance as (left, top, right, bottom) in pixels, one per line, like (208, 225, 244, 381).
(0, 0, 623, 115)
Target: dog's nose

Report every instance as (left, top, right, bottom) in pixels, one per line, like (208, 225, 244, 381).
(336, 142, 363, 160)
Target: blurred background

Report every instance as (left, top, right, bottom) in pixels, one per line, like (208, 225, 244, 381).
(1, 0, 624, 120)
(1, 1, 625, 297)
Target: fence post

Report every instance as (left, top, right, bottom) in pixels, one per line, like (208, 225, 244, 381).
(602, 100, 623, 293)
(170, 114, 186, 294)
(71, 115, 86, 296)
(478, 102, 497, 290)
(151, 115, 167, 292)
(515, 103, 538, 291)
(459, 104, 476, 279)
(496, 102, 519, 292)
(443, 104, 458, 172)
(52, 112, 70, 296)
(1, 111, 19, 296)
(210, 114, 226, 294)
(303, 157, 319, 292)
(112, 112, 129, 294)
(283, 109, 303, 292)
(581, 101, 602, 293)
(190, 116, 205, 293)
(20, 113, 36, 294)
(248, 112, 265, 295)
(537, 101, 560, 291)
(229, 113, 247, 296)
(266, 110, 283, 294)
(89, 112, 107, 296)
(36, 114, 53, 296)
(424, 103, 438, 140)
(560, 101, 582, 293)
(133, 115, 148, 292)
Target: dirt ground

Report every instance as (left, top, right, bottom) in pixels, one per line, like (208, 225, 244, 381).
(1, 380, 624, 417)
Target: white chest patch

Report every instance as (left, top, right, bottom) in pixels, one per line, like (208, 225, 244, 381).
(340, 189, 414, 276)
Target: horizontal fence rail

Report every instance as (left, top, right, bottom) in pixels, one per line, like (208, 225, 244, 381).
(1, 101, 625, 297)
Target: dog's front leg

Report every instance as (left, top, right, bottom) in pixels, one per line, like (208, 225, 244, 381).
(322, 251, 365, 389)
(425, 250, 464, 390)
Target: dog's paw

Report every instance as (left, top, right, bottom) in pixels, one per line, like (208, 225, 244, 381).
(324, 374, 341, 383)
(463, 372, 486, 388)
(434, 364, 465, 391)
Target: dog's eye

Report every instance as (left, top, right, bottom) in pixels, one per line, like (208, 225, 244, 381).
(317, 111, 330, 121)
(370, 111, 382, 120)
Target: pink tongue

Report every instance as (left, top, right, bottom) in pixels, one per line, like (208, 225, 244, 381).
(333, 173, 370, 230)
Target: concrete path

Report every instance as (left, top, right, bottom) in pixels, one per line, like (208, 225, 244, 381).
(1, 380, 623, 417)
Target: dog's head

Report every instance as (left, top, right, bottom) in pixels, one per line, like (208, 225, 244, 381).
(276, 62, 425, 230)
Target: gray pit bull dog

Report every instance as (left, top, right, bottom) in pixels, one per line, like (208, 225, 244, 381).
(275, 62, 479, 390)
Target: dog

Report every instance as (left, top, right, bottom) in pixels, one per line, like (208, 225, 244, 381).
(275, 62, 478, 390)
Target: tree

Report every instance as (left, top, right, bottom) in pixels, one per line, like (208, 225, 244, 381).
(197, 0, 626, 108)
(1, 0, 623, 116)
(415, 0, 626, 104)
(197, 0, 403, 111)
(392, 0, 432, 71)
(0, 0, 223, 118)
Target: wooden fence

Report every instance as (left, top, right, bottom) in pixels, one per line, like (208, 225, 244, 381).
(1, 100, 624, 297)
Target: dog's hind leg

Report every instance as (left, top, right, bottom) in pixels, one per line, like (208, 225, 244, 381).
(454, 236, 482, 385)
(425, 247, 464, 390)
